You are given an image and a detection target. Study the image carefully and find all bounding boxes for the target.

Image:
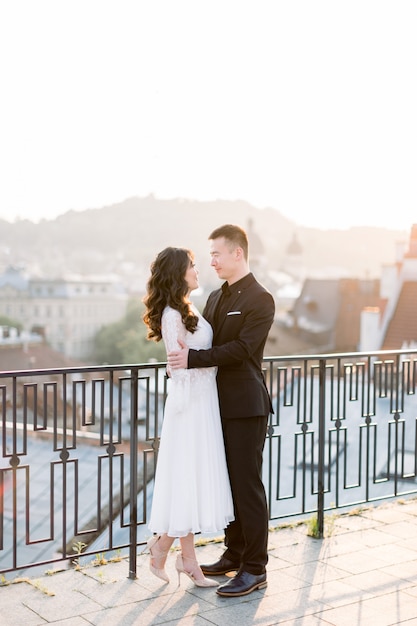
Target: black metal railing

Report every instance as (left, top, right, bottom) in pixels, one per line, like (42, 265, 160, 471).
(1, 348, 416, 578)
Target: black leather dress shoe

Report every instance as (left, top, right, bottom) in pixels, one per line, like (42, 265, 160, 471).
(200, 556, 240, 576)
(216, 570, 267, 597)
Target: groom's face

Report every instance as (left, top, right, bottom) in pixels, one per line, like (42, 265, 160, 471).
(209, 237, 239, 283)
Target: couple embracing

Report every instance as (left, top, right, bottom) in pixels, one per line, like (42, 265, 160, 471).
(142, 223, 275, 597)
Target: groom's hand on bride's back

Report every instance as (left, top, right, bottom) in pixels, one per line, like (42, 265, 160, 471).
(167, 339, 189, 369)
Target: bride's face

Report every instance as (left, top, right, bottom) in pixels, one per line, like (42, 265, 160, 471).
(185, 258, 199, 293)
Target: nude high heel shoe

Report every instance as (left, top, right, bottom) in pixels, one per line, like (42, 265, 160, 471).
(147, 535, 170, 583)
(175, 554, 218, 588)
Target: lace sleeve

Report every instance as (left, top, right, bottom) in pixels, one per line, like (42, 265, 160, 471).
(161, 307, 187, 355)
(161, 307, 190, 413)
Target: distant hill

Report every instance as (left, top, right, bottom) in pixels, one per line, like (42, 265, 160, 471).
(0, 196, 409, 289)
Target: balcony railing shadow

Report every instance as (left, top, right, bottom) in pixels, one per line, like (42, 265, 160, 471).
(1, 348, 417, 578)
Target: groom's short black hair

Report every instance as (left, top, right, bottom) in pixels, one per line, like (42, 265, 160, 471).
(209, 224, 249, 260)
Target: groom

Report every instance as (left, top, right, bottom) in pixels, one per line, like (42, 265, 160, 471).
(167, 223, 275, 597)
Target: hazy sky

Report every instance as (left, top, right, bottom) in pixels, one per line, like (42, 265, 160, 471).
(1, 1, 416, 231)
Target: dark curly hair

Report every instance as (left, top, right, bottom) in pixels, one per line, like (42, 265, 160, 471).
(143, 247, 199, 342)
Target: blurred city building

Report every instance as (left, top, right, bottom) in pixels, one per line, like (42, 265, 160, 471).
(0, 268, 128, 360)
(279, 224, 417, 354)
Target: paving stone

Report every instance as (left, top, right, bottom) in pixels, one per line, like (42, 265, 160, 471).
(2, 501, 417, 625)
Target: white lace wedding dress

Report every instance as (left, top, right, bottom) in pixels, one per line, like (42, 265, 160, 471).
(148, 305, 234, 537)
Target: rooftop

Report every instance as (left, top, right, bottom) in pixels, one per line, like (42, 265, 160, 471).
(2, 498, 417, 625)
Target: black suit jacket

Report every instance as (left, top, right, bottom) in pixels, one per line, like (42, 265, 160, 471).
(188, 273, 275, 419)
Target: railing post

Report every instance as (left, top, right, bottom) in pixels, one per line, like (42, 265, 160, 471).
(317, 358, 326, 538)
(128, 367, 139, 579)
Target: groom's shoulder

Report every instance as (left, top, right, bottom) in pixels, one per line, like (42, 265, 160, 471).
(206, 287, 221, 304)
(248, 274, 273, 296)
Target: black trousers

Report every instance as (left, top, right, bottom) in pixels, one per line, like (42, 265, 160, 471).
(221, 415, 269, 575)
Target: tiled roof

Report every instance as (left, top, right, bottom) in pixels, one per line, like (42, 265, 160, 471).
(335, 278, 381, 352)
(382, 281, 417, 349)
(0, 343, 86, 373)
(292, 279, 341, 331)
(264, 323, 315, 357)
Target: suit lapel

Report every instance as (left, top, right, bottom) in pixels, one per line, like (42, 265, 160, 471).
(205, 290, 222, 326)
(224, 292, 242, 316)
(214, 291, 242, 336)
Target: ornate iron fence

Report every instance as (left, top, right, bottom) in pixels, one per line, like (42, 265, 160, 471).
(1, 348, 416, 578)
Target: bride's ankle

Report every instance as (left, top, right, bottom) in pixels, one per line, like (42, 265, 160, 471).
(181, 555, 204, 577)
(149, 536, 170, 565)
